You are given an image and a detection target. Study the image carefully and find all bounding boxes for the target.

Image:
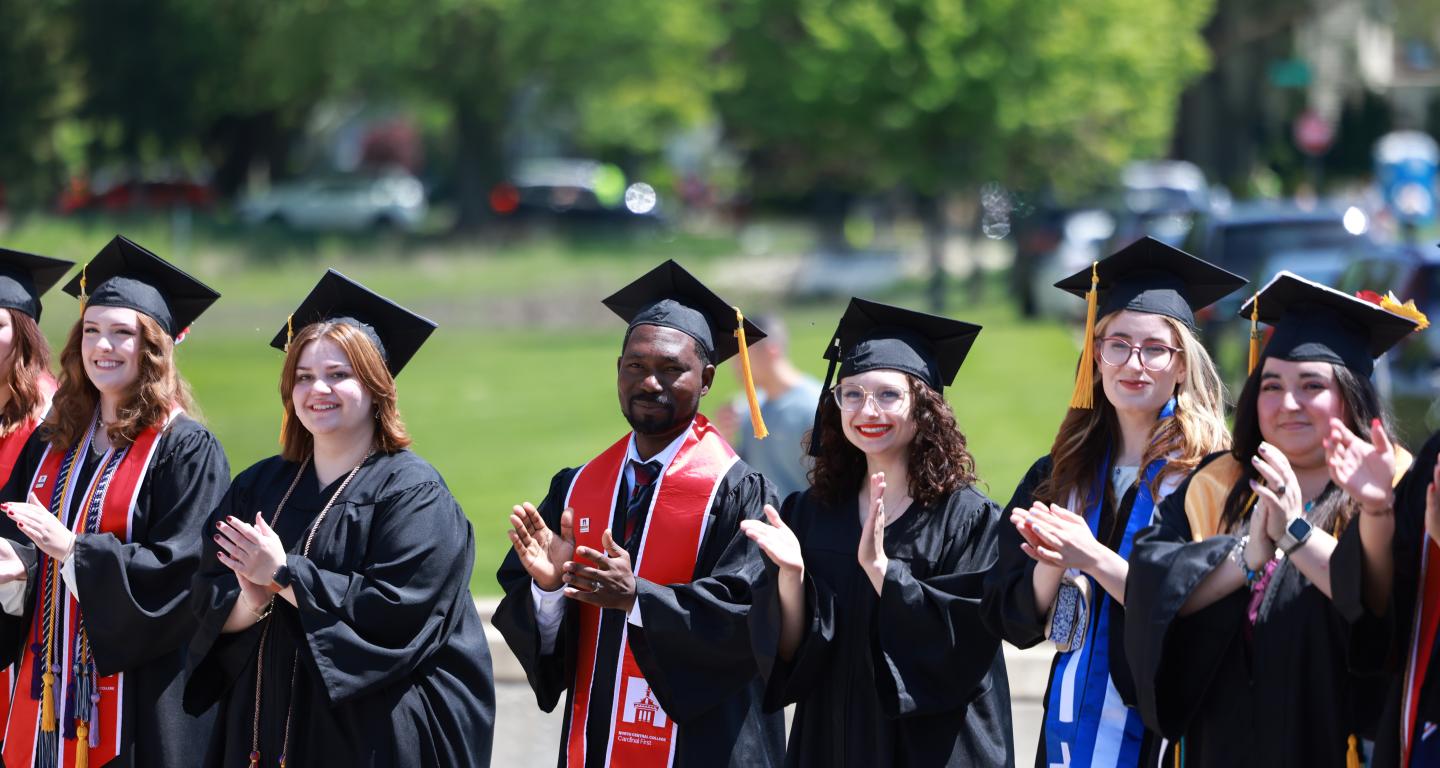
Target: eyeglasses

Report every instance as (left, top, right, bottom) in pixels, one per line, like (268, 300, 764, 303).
(1096, 336, 1181, 372)
(833, 383, 908, 412)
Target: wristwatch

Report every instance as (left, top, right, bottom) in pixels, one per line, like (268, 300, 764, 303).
(269, 562, 294, 593)
(1278, 516, 1313, 555)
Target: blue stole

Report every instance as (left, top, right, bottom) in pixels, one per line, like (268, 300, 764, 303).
(1043, 402, 1173, 768)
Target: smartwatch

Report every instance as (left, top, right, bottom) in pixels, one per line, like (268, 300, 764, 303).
(270, 562, 294, 593)
(1278, 516, 1313, 555)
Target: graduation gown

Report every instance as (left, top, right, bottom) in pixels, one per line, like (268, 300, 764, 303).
(1331, 430, 1440, 767)
(0, 415, 230, 767)
(185, 450, 496, 768)
(980, 456, 1165, 768)
(763, 485, 1014, 768)
(1125, 452, 1378, 767)
(491, 457, 785, 768)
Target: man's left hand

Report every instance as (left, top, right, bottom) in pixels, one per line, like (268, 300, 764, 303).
(563, 529, 637, 612)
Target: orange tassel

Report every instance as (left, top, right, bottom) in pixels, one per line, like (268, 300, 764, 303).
(40, 671, 55, 731)
(732, 307, 768, 439)
(1068, 262, 1099, 409)
(76, 723, 90, 768)
(1247, 293, 1262, 375)
(1347, 734, 1360, 768)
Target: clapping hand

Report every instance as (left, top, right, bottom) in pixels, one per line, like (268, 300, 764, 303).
(1324, 418, 1396, 517)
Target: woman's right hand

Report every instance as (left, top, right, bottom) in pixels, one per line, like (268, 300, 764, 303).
(1245, 491, 1275, 570)
(740, 504, 804, 578)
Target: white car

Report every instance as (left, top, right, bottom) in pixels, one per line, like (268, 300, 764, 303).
(239, 172, 427, 232)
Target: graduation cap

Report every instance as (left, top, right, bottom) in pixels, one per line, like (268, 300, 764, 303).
(603, 259, 770, 438)
(61, 235, 219, 338)
(269, 269, 437, 377)
(1238, 270, 1428, 377)
(0, 247, 74, 320)
(809, 298, 982, 456)
(1054, 237, 1247, 408)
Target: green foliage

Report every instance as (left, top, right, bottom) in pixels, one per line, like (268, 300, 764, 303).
(717, 0, 1214, 197)
(0, 1, 69, 204)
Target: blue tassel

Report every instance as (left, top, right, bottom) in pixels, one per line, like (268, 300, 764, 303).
(88, 693, 100, 748)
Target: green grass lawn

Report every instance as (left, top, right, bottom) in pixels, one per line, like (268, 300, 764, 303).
(5, 215, 1080, 593)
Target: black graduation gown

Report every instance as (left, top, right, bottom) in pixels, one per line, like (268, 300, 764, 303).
(979, 455, 1164, 768)
(762, 485, 1014, 768)
(0, 415, 230, 767)
(1331, 430, 1440, 767)
(1125, 453, 1375, 767)
(184, 450, 496, 768)
(491, 458, 786, 768)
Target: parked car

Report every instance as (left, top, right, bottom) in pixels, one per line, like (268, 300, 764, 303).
(1030, 209, 1117, 321)
(1105, 160, 1210, 250)
(489, 158, 662, 227)
(57, 176, 214, 214)
(238, 171, 427, 232)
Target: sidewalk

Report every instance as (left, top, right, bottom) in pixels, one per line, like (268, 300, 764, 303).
(477, 597, 1048, 767)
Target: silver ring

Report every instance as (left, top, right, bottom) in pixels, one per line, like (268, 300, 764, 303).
(593, 582, 604, 593)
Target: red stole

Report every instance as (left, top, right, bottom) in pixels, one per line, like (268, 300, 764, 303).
(0, 416, 44, 742)
(1405, 539, 1440, 765)
(3, 416, 171, 768)
(564, 416, 737, 768)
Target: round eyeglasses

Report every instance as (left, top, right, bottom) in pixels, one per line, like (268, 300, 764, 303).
(1096, 336, 1181, 372)
(833, 383, 909, 412)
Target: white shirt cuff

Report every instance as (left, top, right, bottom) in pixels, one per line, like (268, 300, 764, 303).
(0, 580, 25, 616)
(627, 599, 644, 628)
(61, 553, 79, 601)
(532, 580, 566, 655)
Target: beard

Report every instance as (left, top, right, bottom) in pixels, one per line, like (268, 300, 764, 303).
(622, 394, 688, 435)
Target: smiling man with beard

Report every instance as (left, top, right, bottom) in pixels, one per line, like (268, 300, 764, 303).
(493, 260, 785, 768)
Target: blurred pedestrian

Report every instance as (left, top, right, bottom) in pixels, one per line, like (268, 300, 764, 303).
(186, 270, 496, 767)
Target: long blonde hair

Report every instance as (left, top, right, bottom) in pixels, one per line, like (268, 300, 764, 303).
(1035, 312, 1230, 507)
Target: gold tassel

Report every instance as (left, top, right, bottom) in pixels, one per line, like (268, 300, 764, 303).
(40, 671, 55, 731)
(78, 264, 89, 313)
(732, 308, 769, 439)
(279, 314, 296, 447)
(1346, 734, 1360, 768)
(76, 723, 90, 768)
(1068, 262, 1099, 409)
(1247, 293, 1262, 375)
(1380, 291, 1430, 330)
(284, 313, 294, 351)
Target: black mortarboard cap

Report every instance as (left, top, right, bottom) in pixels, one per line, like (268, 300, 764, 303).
(0, 248, 74, 320)
(61, 235, 219, 337)
(809, 298, 982, 455)
(269, 269, 437, 377)
(1239, 271, 1424, 377)
(1054, 237, 1248, 329)
(601, 259, 765, 365)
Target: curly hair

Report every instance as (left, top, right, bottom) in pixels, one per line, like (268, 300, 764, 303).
(45, 310, 197, 449)
(1216, 361, 1391, 537)
(0, 309, 55, 436)
(1035, 312, 1230, 512)
(279, 320, 412, 462)
(807, 374, 978, 508)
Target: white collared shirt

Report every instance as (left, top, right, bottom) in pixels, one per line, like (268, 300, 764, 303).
(532, 423, 694, 653)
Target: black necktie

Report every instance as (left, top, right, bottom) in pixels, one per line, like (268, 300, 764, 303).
(624, 460, 660, 544)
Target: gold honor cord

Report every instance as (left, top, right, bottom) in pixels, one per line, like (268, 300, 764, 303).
(1068, 262, 1099, 410)
(733, 307, 768, 439)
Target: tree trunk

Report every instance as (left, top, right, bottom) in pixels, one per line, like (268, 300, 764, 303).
(452, 98, 505, 234)
(918, 193, 947, 314)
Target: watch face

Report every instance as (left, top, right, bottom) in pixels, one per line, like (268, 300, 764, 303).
(1287, 517, 1312, 538)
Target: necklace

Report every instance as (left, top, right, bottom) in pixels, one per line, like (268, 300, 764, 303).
(248, 447, 373, 768)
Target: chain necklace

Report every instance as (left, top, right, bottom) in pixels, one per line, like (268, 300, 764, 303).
(248, 446, 374, 768)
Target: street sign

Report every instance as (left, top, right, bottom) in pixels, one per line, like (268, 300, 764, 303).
(1294, 110, 1335, 157)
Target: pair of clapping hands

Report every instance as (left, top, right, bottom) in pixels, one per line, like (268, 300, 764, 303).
(0, 491, 74, 583)
(508, 504, 639, 612)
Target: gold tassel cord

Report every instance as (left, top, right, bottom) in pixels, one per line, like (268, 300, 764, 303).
(78, 264, 89, 313)
(1067, 263, 1099, 410)
(1247, 293, 1262, 376)
(279, 313, 296, 446)
(732, 308, 769, 439)
(1346, 734, 1360, 768)
(76, 724, 89, 768)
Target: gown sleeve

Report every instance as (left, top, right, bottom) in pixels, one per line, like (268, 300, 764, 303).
(73, 421, 231, 676)
(871, 487, 1006, 718)
(1331, 433, 1437, 680)
(286, 477, 479, 705)
(1124, 467, 1245, 738)
(0, 431, 49, 665)
(184, 463, 263, 715)
(757, 491, 841, 712)
(490, 468, 578, 712)
(980, 456, 1053, 649)
(625, 469, 778, 724)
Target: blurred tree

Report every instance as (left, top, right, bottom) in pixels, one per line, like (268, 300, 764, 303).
(716, 0, 1214, 309)
(0, 1, 70, 208)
